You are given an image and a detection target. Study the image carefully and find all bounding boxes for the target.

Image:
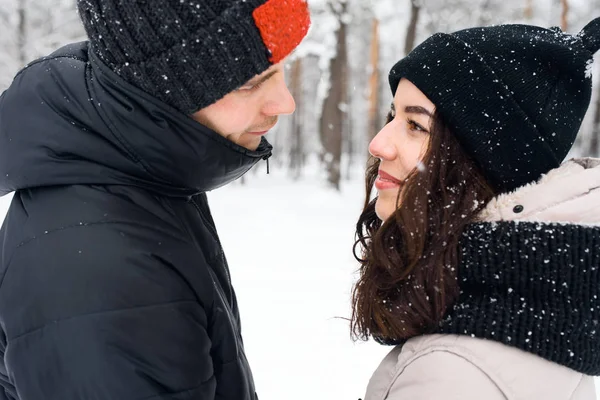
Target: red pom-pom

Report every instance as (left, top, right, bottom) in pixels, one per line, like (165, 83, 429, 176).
(253, 0, 311, 64)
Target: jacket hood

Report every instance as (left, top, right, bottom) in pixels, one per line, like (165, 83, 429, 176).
(479, 158, 600, 225)
(0, 42, 272, 197)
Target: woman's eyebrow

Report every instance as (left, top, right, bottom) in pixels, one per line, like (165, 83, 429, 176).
(405, 105, 433, 117)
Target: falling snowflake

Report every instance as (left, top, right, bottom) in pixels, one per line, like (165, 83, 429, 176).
(585, 58, 594, 79)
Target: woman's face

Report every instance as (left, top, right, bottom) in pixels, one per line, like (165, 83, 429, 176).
(369, 78, 435, 221)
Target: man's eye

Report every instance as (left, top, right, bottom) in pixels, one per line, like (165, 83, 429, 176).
(238, 81, 264, 92)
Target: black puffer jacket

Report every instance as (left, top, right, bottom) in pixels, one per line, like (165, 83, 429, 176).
(0, 42, 271, 400)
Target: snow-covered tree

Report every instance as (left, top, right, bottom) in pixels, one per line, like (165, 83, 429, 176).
(2, 0, 599, 179)
(0, 0, 84, 91)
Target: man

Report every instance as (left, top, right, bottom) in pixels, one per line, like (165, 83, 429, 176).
(0, 0, 310, 399)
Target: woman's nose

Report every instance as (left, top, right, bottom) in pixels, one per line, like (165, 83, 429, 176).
(369, 125, 397, 161)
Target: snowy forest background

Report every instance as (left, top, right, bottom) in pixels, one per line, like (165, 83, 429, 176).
(1, 0, 600, 189)
(1, 1, 600, 398)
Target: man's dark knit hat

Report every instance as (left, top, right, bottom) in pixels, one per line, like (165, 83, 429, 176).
(389, 17, 600, 192)
(77, 0, 311, 114)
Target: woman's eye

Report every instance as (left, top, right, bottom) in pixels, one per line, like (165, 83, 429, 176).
(407, 119, 426, 132)
(385, 110, 395, 124)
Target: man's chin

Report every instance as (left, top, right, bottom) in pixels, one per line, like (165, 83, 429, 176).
(235, 134, 262, 151)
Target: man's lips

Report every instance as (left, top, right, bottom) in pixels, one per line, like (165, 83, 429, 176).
(247, 123, 277, 135)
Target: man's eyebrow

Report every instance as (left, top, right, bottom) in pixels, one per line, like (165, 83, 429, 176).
(247, 69, 278, 86)
(405, 105, 433, 117)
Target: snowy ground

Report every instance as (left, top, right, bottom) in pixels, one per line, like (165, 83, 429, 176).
(208, 164, 390, 400)
(0, 162, 598, 399)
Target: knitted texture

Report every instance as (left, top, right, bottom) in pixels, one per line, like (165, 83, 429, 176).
(438, 221, 600, 374)
(253, 0, 311, 64)
(389, 17, 600, 192)
(77, 0, 310, 114)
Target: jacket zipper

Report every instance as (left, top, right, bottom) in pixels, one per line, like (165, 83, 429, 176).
(190, 197, 232, 288)
(191, 197, 256, 397)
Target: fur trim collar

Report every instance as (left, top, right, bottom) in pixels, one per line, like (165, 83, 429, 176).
(478, 158, 600, 225)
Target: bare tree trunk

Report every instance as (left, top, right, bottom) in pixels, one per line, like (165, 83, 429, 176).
(590, 82, 600, 157)
(524, 0, 533, 19)
(367, 18, 380, 142)
(47, 3, 56, 43)
(560, 0, 569, 31)
(319, 1, 348, 190)
(0, 8, 10, 25)
(289, 57, 304, 180)
(478, 0, 493, 25)
(404, 0, 421, 55)
(344, 103, 353, 180)
(17, 0, 27, 67)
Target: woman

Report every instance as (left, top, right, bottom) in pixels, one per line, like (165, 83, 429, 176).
(353, 17, 600, 400)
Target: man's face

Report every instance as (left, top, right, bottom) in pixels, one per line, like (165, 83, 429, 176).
(192, 62, 295, 151)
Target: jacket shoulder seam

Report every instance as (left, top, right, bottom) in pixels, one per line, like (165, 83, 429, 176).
(0, 220, 113, 291)
(8, 299, 200, 343)
(14, 55, 87, 80)
(136, 378, 215, 400)
(393, 346, 509, 398)
(15, 219, 185, 249)
(568, 375, 588, 399)
(0, 219, 191, 294)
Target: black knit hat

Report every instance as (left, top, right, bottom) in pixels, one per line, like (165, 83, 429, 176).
(389, 17, 600, 192)
(77, 0, 311, 114)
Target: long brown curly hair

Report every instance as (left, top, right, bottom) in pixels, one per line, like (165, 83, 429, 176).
(351, 110, 498, 343)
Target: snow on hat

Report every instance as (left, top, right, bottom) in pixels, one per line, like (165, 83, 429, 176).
(389, 17, 600, 192)
(78, 0, 311, 114)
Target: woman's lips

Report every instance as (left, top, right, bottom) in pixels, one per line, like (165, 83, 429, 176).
(375, 169, 402, 190)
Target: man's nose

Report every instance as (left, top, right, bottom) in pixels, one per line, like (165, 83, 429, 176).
(262, 77, 296, 116)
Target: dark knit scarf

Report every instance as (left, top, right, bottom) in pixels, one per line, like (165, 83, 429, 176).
(437, 221, 600, 375)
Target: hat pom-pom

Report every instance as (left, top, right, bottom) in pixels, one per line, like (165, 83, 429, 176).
(579, 16, 600, 53)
